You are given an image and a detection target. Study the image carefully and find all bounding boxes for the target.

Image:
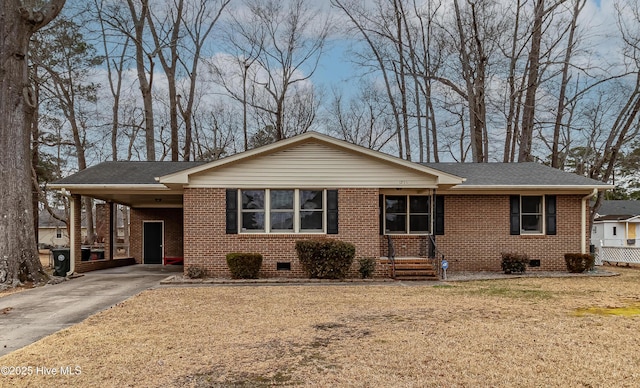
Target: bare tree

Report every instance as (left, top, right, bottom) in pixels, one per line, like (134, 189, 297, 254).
(94, 0, 131, 161)
(177, 0, 230, 160)
(331, 0, 406, 159)
(210, 4, 265, 151)
(583, 0, 640, 217)
(125, 0, 156, 161)
(145, 0, 184, 161)
(327, 82, 396, 151)
(33, 16, 104, 245)
(1, 0, 65, 287)
(246, 0, 329, 141)
(549, 0, 585, 167)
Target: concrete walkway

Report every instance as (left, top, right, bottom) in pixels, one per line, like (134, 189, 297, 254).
(0, 265, 180, 358)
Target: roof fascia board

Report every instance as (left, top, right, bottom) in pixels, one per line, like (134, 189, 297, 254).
(444, 184, 613, 192)
(438, 187, 612, 195)
(186, 183, 440, 189)
(49, 183, 171, 191)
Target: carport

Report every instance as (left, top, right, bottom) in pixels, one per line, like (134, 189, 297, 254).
(49, 161, 205, 274)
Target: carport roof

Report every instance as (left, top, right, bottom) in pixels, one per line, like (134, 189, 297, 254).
(53, 161, 206, 185)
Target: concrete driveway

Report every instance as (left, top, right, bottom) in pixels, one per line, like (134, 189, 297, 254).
(0, 264, 180, 358)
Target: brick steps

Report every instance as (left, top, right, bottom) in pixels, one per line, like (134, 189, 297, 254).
(380, 257, 440, 281)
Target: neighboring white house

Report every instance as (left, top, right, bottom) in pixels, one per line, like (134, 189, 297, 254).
(38, 208, 128, 248)
(38, 210, 74, 248)
(591, 200, 640, 247)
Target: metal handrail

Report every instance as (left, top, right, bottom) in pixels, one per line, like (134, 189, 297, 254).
(386, 234, 396, 278)
(428, 235, 445, 279)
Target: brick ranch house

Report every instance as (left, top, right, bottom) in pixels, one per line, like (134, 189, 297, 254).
(50, 132, 611, 279)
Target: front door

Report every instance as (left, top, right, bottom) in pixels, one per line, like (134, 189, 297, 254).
(143, 221, 163, 264)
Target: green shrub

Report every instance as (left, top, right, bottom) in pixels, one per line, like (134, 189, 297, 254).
(358, 257, 377, 279)
(295, 238, 356, 279)
(186, 265, 205, 279)
(226, 253, 263, 279)
(501, 252, 529, 274)
(564, 253, 595, 273)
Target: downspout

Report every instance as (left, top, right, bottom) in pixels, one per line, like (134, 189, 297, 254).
(581, 189, 598, 254)
(60, 189, 75, 276)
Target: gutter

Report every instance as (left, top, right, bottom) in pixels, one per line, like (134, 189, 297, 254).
(582, 188, 598, 254)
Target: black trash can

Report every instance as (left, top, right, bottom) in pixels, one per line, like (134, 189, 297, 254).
(81, 247, 91, 261)
(51, 248, 71, 277)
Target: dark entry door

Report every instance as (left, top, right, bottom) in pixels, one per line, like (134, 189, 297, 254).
(143, 222, 163, 264)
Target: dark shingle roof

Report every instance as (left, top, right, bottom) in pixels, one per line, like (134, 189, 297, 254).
(38, 209, 67, 228)
(596, 200, 640, 218)
(53, 161, 206, 185)
(53, 160, 607, 189)
(423, 162, 607, 187)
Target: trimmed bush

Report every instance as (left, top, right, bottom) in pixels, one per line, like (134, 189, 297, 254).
(358, 257, 377, 279)
(295, 238, 356, 279)
(501, 252, 529, 274)
(226, 253, 263, 279)
(564, 253, 595, 273)
(186, 265, 205, 279)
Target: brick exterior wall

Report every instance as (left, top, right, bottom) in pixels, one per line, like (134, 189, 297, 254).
(123, 190, 588, 278)
(379, 194, 587, 272)
(130, 208, 184, 264)
(183, 188, 380, 278)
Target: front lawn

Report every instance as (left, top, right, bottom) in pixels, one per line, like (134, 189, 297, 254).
(1, 267, 640, 387)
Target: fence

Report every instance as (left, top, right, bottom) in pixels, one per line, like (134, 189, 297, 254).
(596, 246, 640, 265)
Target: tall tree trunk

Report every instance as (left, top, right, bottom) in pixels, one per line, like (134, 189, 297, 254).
(394, 0, 411, 161)
(551, 0, 585, 168)
(127, 0, 156, 161)
(503, 0, 524, 162)
(518, 0, 545, 162)
(0, 0, 65, 287)
(453, 0, 486, 162)
(146, 0, 183, 161)
(332, 0, 404, 159)
(31, 74, 41, 249)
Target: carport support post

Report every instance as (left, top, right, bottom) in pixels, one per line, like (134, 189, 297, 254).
(70, 194, 82, 275)
(95, 202, 113, 260)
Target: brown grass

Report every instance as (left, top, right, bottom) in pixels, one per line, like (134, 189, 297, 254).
(2, 267, 640, 387)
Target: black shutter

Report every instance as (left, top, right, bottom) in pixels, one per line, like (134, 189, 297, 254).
(379, 194, 384, 235)
(435, 195, 445, 235)
(510, 195, 521, 235)
(226, 189, 238, 234)
(546, 195, 557, 235)
(327, 190, 339, 234)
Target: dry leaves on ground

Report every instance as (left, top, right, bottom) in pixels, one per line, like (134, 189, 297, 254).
(1, 267, 640, 387)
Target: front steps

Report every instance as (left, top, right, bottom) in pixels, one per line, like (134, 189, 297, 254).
(380, 257, 439, 281)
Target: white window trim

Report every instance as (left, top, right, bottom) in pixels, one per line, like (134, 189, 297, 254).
(520, 195, 545, 235)
(239, 189, 327, 234)
(383, 194, 432, 236)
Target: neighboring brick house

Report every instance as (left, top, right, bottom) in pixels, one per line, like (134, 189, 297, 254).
(51, 132, 611, 277)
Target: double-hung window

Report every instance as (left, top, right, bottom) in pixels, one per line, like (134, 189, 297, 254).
(510, 195, 556, 235)
(240, 189, 325, 233)
(270, 190, 294, 232)
(241, 190, 266, 232)
(520, 196, 543, 233)
(300, 190, 324, 232)
(384, 195, 430, 234)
